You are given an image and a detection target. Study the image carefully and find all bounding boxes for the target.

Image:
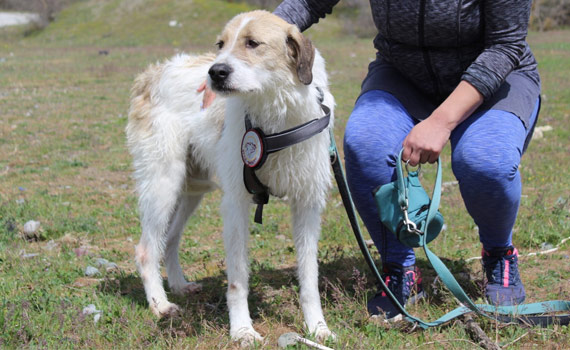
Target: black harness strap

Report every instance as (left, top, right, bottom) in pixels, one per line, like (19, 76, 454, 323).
(242, 91, 330, 224)
(263, 105, 331, 154)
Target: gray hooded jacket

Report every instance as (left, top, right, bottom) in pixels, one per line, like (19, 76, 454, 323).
(274, 0, 540, 127)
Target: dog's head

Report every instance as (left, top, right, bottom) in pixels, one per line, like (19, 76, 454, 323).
(207, 10, 315, 95)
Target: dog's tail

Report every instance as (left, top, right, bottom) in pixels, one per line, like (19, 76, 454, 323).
(184, 177, 218, 195)
(126, 62, 164, 145)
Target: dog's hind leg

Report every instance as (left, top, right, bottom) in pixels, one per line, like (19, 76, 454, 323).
(164, 193, 204, 296)
(291, 201, 335, 341)
(134, 158, 187, 318)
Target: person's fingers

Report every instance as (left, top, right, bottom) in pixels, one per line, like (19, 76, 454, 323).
(427, 153, 439, 164)
(197, 80, 216, 110)
(401, 145, 413, 164)
(202, 89, 216, 109)
(419, 152, 430, 164)
(197, 80, 207, 93)
(407, 149, 420, 167)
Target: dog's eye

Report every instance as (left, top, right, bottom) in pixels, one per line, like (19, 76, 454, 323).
(215, 40, 224, 50)
(246, 39, 260, 49)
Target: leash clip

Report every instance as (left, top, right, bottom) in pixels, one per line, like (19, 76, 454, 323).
(401, 205, 422, 236)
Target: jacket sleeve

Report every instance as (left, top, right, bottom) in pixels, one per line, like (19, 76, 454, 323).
(461, 0, 533, 99)
(273, 0, 340, 32)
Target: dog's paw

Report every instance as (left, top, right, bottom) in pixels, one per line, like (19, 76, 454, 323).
(150, 299, 180, 318)
(231, 327, 263, 348)
(171, 281, 202, 296)
(311, 321, 337, 343)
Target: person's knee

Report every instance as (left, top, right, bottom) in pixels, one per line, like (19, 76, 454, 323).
(452, 145, 520, 189)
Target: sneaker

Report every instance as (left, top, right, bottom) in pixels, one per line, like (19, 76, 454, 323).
(482, 246, 526, 306)
(367, 263, 425, 321)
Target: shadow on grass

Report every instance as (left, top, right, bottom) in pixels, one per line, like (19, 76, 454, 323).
(96, 251, 483, 336)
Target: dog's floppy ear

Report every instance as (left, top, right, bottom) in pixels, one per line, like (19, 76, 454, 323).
(287, 27, 315, 85)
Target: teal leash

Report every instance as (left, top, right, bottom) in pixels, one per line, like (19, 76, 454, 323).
(329, 134, 570, 328)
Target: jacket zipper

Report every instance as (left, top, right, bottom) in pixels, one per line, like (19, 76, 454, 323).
(418, 0, 441, 98)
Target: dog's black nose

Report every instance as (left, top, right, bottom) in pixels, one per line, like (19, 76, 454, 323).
(208, 63, 233, 83)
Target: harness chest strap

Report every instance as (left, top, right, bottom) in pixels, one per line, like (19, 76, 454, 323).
(242, 103, 331, 224)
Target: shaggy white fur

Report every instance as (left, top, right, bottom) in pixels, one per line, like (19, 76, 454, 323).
(126, 10, 335, 346)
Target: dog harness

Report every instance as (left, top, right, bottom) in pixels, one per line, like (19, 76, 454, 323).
(241, 88, 331, 224)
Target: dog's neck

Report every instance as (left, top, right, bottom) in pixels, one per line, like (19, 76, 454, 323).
(235, 83, 323, 134)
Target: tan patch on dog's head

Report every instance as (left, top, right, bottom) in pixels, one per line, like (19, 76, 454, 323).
(214, 10, 315, 87)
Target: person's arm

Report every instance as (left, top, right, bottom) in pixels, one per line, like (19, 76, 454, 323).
(462, 0, 533, 99)
(274, 0, 340, 31)
(402, 0, 532, 165)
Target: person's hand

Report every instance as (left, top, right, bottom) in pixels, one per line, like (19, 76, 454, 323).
(402, 80, 484, 166)
(401, 114, 452, 166)
(197, 80, 216, 110)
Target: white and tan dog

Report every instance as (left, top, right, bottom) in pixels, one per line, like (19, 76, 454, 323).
(126, 10, 335, 345)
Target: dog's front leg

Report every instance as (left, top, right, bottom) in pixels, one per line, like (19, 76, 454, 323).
(221, 192, 262, 346)
(291, 201, 335, 341)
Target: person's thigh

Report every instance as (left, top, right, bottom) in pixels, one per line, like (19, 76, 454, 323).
(344, 90, 417, 187)
(343, 90, 417, 265)
(450, 104, 538, 248)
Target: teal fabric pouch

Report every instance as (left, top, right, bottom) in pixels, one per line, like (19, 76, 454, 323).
(372, 149, 444, 248)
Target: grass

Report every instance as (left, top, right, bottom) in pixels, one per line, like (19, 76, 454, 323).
(1, 1, 569, 349)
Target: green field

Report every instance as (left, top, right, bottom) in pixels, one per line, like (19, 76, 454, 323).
(1, 1, 569, 349)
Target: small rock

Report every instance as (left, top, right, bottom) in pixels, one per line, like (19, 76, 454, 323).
(94, 258, 118, 271)
(84, 266, 100, 276)
(540, 242, 554, 251)
(23, 220, 41, 236)
(104, 262, 118, 271)
(365, 239, 374, 247)
(275, 234, 287, 241)
(83, 304, 100, 315)
(20, 251, 39, 259)
(16, 198, 25, 205)
(82, 304, 102, 324)
(532, 125, 553, 140)
(94, 258, 109, 267)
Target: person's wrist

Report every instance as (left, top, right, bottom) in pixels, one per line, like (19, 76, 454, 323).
(429, 108, 457, 133)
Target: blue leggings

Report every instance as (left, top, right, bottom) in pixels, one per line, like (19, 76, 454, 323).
(343, 90, 539, 267)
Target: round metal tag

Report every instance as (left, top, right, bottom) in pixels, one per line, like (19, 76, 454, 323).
(241, 129, 264, 168)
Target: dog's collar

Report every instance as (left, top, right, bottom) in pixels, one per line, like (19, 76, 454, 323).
(242, 88, 330, 224)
